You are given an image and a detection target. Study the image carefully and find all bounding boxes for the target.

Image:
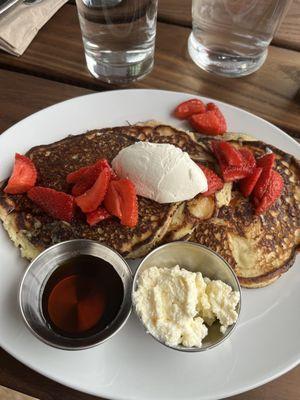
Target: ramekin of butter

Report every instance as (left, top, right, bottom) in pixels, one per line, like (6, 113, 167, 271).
(132, 241, 241, 352)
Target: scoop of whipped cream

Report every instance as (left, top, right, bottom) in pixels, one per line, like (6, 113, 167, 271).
(112, 142, 207, 203)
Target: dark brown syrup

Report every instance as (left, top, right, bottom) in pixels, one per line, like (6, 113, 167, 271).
(42, 255, 124, 338)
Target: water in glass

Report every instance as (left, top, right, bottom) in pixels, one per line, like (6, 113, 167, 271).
(76, 0, 158, 83)
(188, 0, 292, 77)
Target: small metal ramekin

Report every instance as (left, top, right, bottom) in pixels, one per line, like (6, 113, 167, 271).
(19, 239, 133, 350)
(132, 241, 241, 353)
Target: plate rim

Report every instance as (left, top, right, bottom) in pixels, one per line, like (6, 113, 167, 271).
(0, 88, 299, 400)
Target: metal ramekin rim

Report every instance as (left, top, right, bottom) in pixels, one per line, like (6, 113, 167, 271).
(132, 241, 242, 353)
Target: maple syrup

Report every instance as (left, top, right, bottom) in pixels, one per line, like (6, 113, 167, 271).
(42, 254, 124, 338)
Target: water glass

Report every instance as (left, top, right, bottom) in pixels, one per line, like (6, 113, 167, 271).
(188, 0, 292, 77)
(76, 0, 158, 84)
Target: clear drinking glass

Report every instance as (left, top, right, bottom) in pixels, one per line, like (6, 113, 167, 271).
(188, 0, 292, 77)
(76, 0, 158, 84)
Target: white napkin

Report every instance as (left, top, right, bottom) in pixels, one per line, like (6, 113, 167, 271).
(0, 0, 69, 56)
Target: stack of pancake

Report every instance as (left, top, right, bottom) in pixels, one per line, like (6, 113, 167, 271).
(0, 123, 299, 288)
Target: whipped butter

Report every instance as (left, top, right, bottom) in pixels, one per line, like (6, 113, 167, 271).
(112, 142, 207, 203)
(133, 265, 240, 348)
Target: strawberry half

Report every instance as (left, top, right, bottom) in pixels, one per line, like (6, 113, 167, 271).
(239, 167, 262, 197)
(104, 179, 138, 227)
(198, 164, 224, 196)
(67, 159, 117, 195)
(253, 153, 275, 200)
(72, 180, 93, 197)
(174, 99, 206, 119)
(206, 103, 227, 132)
(4, 153, 37, 194)
(211, 141, 227, 169)
(28, 187, 75, 222)
(66, 165, 91, 184)
(211, 141, 252, 182)
(86, 207, 111, 226)
(114, 179, 138, 227)
(217, 142, 244, 166)
(222, 166, 252, 182)
(255, 170, 283, 215)
(75, 167, 111, 213)
(103, 181, 122, 219)
(239, 148, 256, 171)
(189, 110, 226, 136)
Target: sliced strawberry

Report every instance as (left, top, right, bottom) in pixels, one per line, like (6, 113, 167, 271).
(217, 142, 244, 166)
(99, 159, 118, 179)
(71, 180, 92, 197)
(239, 167, 262, 197)
(222, 165, 252, 182)
(67, 159, 115, 185)
(255, 170, 284, 215)
(239, 148, 256, 171)
(211, 141, 227, 169)
(113, 179, 138, 227)
(257, 152, 276, 169)
(86, 207, 111, 226)
(75, 167, 111, 213)
(189, 111, 226, 136)
(174, 99, 206, 119)
(197, 164, 224, 196)
(70, 161, 111, 197)
(253, 153, 276, 200)
(211, 141, 254, 182)
(67, 165, 93, 184)
(4, 153, 37, 194)
(28, 187, 75, 222)
(206, 103, 227, 132)
(103, 181, 122, 219)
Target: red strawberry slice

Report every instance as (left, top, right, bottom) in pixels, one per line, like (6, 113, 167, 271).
(217, 142, 244, 166)
(257, 152, 276, 169)
(72, 180, 92, 197)
(222, 165, 252, 182)
(253, 153, 276, 200)
(75, 167, 111, 213)
(67, 164, 93, 184)
(97, 159, 117, 180)
(28, 187, 75, 222)
(4, 153, 37, 194)
(206, 103, 227, 132)
(197, 164, 224, 196)
(255, 170, 284, 215)
(67, 159, 116, 185)
(239, 167, 262, 197)
(189, 111, 226, 136)
(211, 141, 227, 169)
(174, 99, 206, 119)
(239, 148, 256, 170)
(113, 179, 138, 228)
(211, 141, 254, 182)
(70, 160, 116, 197)
(103, 181, 122, 219)
(86, 207, 111, 226)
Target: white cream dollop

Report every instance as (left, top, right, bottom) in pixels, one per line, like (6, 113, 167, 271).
(133, 266, 240, 348)
(112, 142, 207, 203)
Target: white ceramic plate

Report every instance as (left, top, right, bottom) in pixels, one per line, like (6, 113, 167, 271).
(0, 89, 299, 400)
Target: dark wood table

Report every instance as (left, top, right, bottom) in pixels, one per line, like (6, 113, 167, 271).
(0, 1, 299, 399)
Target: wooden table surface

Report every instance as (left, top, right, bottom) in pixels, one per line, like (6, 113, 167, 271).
(0, 1, 299, 399)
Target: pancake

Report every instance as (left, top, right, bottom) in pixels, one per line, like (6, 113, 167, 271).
(0, 129, 178, 260)
(0, 123, 299, 288)
(190, 139, 300, 288)
(125, 122, 300, 287)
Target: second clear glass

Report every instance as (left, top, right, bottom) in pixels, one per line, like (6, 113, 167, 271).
(188, 0, 292, 78)
(76, 0, 158, 84)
